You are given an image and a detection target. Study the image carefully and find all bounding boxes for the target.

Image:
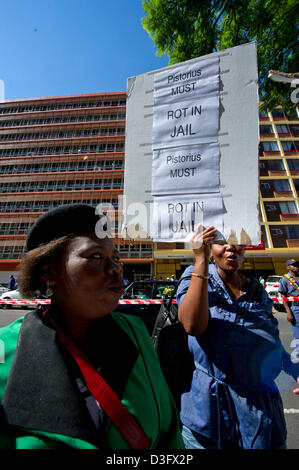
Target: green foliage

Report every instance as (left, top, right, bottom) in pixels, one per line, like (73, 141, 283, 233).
(142, 0, 299, 112)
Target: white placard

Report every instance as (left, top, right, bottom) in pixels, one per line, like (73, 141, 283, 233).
(151, 142, 220, 195)
(124, 43, 260, 245)
(154, 57, 219, 106)
(152, 94, 219, 149)
(151, 193, 224, 242)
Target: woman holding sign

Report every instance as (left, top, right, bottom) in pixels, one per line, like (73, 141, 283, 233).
(177, 225, 299, 449)
(0, 204, 183, 450)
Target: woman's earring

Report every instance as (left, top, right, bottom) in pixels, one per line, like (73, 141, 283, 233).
(209, 256, 215, 264)
(46, 281, 54, 298)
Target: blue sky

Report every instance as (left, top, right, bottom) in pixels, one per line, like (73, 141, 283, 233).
(0, 0, 169, 100)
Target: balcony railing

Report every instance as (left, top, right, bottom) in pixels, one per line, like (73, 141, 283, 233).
(284, 150, 299, 155)
(279, 214, 299, 221)
(272, 115, 287, 120)
(277, 132, 292, 137)
(261, 150, 281, 156)
(244, 240, 265, 250)
(286, 239, 299, 248)
(267, 170, 286, 176)
(259, 132, 275, 137)
(273, 190, 293, 198)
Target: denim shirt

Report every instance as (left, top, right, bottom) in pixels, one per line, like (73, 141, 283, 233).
(176, 264, 299, 449)
(278, 275, 299, 313)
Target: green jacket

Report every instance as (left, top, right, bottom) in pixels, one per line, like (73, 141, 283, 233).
(0, 309, 184, 449)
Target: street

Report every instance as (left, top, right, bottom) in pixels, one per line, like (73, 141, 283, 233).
(0, 306, 298, 449)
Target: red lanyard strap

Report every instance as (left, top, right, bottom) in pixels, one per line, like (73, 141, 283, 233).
(44, 310, 150, 449)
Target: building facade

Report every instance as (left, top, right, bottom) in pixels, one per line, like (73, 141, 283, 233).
(0, 93, 153, 285)
(0, 93, 298, 284)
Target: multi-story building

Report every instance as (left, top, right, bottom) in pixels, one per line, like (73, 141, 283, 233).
(0, 93, 154, 284)
(0, 93, 298, 284)
(153, 107, 299, 280)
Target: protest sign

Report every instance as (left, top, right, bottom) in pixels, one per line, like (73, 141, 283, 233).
(152, 93, 219, 149)
(124, 42, 259, 245)
(152, 193, 224, 243)
(154, 57, 219, 107)
(151, 142, 220, 196)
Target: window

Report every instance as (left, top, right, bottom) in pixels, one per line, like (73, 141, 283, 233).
(279, 201, 297, 214)
(287, 159, 299, 170)
(273, 180, 290, 191)
(259, 125, 273, 134)
(271, 229, 284, 236)
(290, 125, 299, 137)
(268, 160, 284, 170)
(259, 110, 268, 118)
(265, 204, 278, 212)
(286, 226, 299, 239)
(103, 179, 112, 189)
(271, 109, 285, 118)
(282, 141, 299, 152)
(276, 125, 289, 133)
(125, 282, 154, 299)
(262, 141, 279, 151)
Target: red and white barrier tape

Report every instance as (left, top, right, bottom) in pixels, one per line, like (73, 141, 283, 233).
(0, 299, 50, 306)
(269, 297, 299, 303)
(1, 297, 299, 307)
(0, 298, 177, 306)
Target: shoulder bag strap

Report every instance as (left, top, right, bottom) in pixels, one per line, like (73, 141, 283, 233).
(164, 274, 193, 322)
(43, 309, 150, 449)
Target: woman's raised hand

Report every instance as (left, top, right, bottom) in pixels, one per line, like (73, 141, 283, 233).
(189, 225, 218, 259)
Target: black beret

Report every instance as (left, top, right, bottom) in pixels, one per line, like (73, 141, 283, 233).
(26, 204, 104, 252)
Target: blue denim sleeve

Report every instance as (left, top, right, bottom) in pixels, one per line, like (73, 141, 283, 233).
(176, 265, 194, 306)
(278, 277, 288, 295)
(282, 349, 299, 382)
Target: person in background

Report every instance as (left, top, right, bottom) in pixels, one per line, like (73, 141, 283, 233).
(8, 275, 15, 290)
(279, 259, 299, 361)
(259, 276, 266, 288)
(177, 225, 299, 449)
(0, 204, 184, 450)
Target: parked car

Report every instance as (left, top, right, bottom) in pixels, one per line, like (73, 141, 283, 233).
(0, 284, 9, 295)
(114, 280, 178, 333)
(0, 289, 46, 309)
(265, 275, 285, 312)
(0, 289, 22, 309)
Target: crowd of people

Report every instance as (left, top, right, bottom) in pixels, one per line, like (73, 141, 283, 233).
(0, 203, 298, 450)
